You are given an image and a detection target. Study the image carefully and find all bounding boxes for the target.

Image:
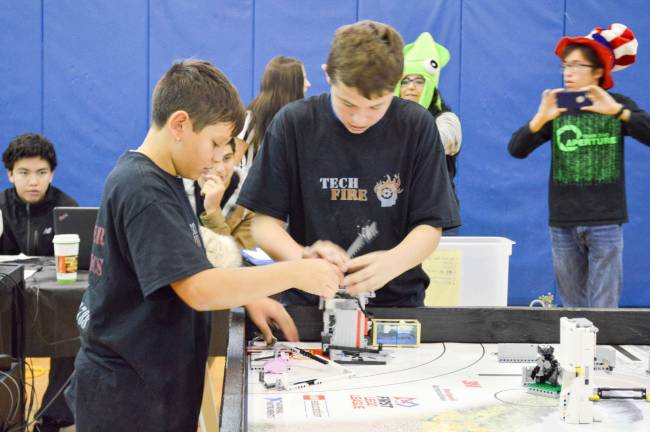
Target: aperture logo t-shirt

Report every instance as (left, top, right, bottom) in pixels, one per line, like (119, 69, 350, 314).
(553, 113, 621, 185)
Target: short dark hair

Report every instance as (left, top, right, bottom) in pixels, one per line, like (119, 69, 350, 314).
(326, 21, 404, 99)
(3, 133, 57, 171)
(151, 59, 246, 136)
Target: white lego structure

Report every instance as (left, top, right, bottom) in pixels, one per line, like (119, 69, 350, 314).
(557, 317, 599, 424)
(321, 292, 390, 364)
(319, 221, 390, 364)
(594, 345, 616, 371)
(321, 294, 372, 352)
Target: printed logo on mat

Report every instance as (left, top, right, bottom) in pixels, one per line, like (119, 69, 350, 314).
(303, 394, 329, 418)
(432, 385, 457, 401)
(350, 395, 419, 409)
(265, 397, 283, 419)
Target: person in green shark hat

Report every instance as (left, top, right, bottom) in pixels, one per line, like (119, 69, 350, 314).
(396, 32, 462, 235)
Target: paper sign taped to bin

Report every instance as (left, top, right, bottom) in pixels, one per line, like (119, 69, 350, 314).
(423, 249, 462, 306)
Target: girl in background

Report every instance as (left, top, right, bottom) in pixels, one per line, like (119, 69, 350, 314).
(236, 56, 310, 174)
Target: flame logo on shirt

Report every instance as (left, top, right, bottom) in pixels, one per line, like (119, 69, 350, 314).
(374, 174, 403, 207)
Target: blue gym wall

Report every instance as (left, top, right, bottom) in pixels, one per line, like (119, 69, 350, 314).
(1, 1, 648, 306)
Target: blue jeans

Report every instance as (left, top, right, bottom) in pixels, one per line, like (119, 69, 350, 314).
(550, 225, 623, 308)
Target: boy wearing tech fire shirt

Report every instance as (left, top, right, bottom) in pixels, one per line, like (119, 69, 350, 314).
(238, 21, 460, 307)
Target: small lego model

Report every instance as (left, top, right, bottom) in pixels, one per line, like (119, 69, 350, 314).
(259, 343, 354, 391)
(522, 318, 650, 424)
(263, 351, 290, 375)
(320, 291, 391, 364)
(522, 345, 562, 398)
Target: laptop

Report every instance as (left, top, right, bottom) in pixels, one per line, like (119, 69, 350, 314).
(53, 207, 99, 271)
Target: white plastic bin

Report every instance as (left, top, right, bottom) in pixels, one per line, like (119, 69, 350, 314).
(422, 236, 515, 307)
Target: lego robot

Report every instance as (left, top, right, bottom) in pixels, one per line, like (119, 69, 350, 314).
(320, 221, 391, 364)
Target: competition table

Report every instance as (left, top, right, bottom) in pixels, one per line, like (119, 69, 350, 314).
(221, 306, 650, 432)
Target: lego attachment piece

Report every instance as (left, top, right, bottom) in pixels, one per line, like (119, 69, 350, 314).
(594, 387, 648, 401)
(346, 221, 379, 257)
(371, 319, 421, 347)
(498, 343, 538, 363)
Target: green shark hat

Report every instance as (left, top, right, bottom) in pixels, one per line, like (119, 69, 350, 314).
(395, 32, 450, 110)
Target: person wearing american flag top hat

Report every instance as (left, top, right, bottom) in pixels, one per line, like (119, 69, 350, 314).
(508, 23, 650, 308)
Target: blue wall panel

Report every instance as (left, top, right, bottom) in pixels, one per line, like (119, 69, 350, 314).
(149, 0, 254, 104)
(460, 0, 564, 305)
(253, 0, 357, 100)
(0, 2, 42, 174)
(42, 0, 149, 205)
(565, 0, 650, 306)
(1, 0, 649, 305)
(358, 0, 462, 114)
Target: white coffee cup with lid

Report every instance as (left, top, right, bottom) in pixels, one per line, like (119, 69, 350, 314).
(53, 234, 80, 283)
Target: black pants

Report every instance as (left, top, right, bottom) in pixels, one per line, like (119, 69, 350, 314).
(35, 357, 75, 429)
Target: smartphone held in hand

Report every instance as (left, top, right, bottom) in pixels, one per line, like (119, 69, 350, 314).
(556, 90, 593, 110)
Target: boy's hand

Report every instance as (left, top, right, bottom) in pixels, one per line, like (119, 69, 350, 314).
(245, 297, 298, 343)
(295, 258, 343, 299)
(342, 251, 397, 296)
(302, 240, 350, 273)
(581, 85, 623, 116)
(530, 89, 566, 132)
(201, 174, 226, 214)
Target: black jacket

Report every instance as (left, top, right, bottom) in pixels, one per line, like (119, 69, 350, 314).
(0, 186, 78, 255)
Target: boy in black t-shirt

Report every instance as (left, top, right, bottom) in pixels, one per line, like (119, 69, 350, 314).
(66, 60, 341, 431)
(238, 21, 460, 307)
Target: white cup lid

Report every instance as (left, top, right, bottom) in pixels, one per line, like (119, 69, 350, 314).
(53, 234, 80, 243)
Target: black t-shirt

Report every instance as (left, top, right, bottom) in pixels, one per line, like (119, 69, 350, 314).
(238, 94, 460, 307)
(70, 152, 213, 431)
(508, 93, 650, 227)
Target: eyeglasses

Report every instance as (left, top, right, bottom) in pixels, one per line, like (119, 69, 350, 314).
(561, 63, 596, 72)
(400, 77, 426, 87)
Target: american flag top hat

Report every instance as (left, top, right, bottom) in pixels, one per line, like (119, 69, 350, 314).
(555, 23, 638, 89)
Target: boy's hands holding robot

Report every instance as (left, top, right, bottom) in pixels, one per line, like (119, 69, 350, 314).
(296, 258, 343, 299)
(302, 240, 351, 273)
(342, 250, 399, 296)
